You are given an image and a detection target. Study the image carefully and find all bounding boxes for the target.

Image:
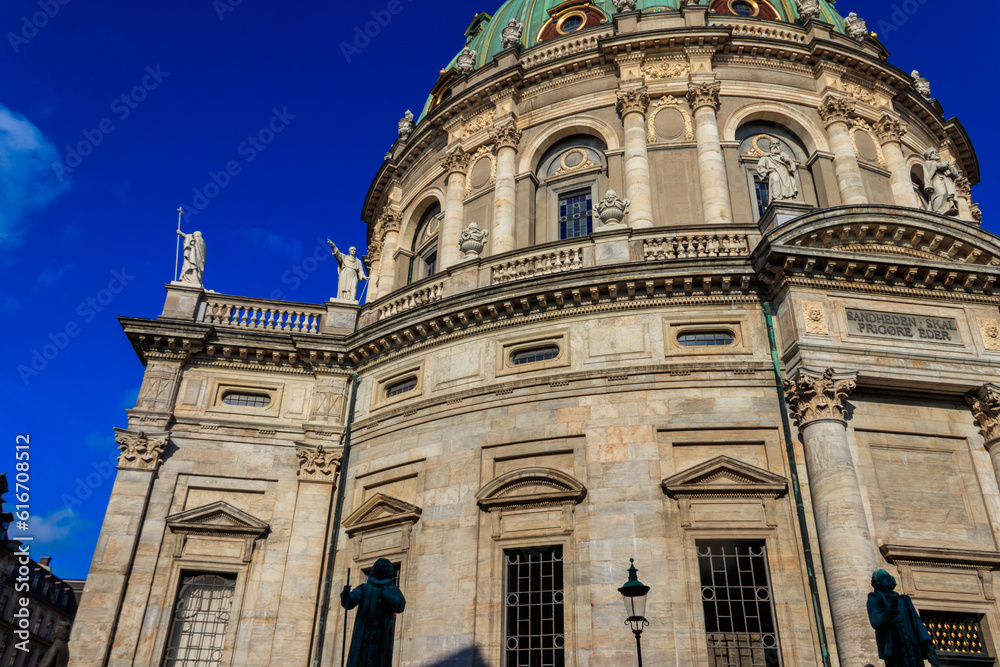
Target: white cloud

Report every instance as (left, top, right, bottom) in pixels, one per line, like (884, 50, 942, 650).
(9, 507, 89, 545)
(0, 104, 69, 244)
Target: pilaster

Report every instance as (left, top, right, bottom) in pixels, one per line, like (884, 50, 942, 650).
(616, 86, 655, 229)
(968, 384, 1000, 490)
(440, 147, 471, 270)
(491, 122, 522, 254)
(687, 82, 734, 225)
(873, 114, 919, 208)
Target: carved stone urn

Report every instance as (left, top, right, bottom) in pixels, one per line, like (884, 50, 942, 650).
(459, 221, 489, 259)
(596, 189, 630, 229)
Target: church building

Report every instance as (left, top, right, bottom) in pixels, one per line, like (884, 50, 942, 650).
(69, 1, 1000, 665)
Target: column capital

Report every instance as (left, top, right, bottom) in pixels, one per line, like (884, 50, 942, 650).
(375, 205, 402, 240)
(440, 147, 471, 175)
(818, 94, 856, 127)
(968, 384, 1000, 448)
(874, 115, 907, 145)
(616, 86, 650, 120)
(114, 428, 168, 470)
(296, 444, 343, 484)
(490, 122, 522, 151)
(687, 81, 721, 112)
(783, 367, 858, 426)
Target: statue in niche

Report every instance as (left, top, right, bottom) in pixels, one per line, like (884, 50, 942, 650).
(327, 240, 368, 302)
(177, 227, 206, 287)
(911, 70, 932, 99)
(922, 149, 960, 216)
(501, 19, 523, 50)
(397, 110, 415, 141)
(341, 558, 406, 667)
(755, 139, 799, 203)
(868, 569, 941, 667)
(39, 622, 70, 667)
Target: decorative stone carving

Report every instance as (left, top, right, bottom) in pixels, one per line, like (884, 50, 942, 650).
(844, 12, 869, 41)
(490, 123, 522, 150)
(849, 118, 887, 168)
(817, 95, 855, 126)
(874, 116, 906, 144)
(641, 60, 690, 80)
(686, 81, 721, 112)
(115, 430, 168, 470)
(500, 19, 523, 50)
(166, 501, 269, 563)
(553, 148, 597, 176)
(922, 149, 960, 216)
(440, 147, 470, 174)
(615, 87, 650, 119)
(463, 144, 497, 197)
(397, 110, 415, 141)
(783, 368, 858, 425)
(844, 82, 877, 106)
(458, 221, 490, 259)
(327, 241, 368, 302)
(376, 206, 402, 240)
(612, 0, 638, 11)
(296, 444, 343, 483)
(596, 189, 630, 229)
(967, 384, 1000, 447)
(647, 96, 694, 143)
(802, 301, 828, 335)
(342, 493, 423, 536)
(911, 70, 932, 99)
(756, 139, 799, 203)
(463, 105, 496, 138)
(796, 0, 821, 22)
(456, 47, 477, 75)
(972, 203, 983, 224)
(176, 228, 206, 287)
(978, 318, 1000, 352)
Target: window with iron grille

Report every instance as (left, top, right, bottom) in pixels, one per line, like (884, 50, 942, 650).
(698, 540, 782, 667)
(162, 572, 237, 667)
(559, 191, 593, 240)
(678, 331, 735, 347)
(511, 345, 560, 366)
(504, 546, 565, 667)
(385, 377, 417, 398)
(220, 392, 271, 408)
(361, 561, 402, 588)
(920, 611, 995, 666)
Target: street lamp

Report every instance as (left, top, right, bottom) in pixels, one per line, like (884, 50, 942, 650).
(618, 558, 650, 667)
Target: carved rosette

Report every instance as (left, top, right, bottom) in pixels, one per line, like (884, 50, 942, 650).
(686, 82, 722, 113)
(968, 384, 1000, 448)
(296, 444, 343, 484)
(817, 95, 855, 127)
(783, 368, 858, 426)
(115, 430, 168, 470)
(490, 123, 522, 151)
(874, 116, 906, 145)
(616, 87, 650, 120)
(440, 148, 471, 175)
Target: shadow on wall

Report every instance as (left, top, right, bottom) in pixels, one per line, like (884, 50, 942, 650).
(425, 645, 488, 666)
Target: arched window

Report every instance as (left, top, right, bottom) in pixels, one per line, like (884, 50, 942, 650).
(736, 122, 812, 220)
(409, 202, 441, 284)
(535, 135, 609, 243)
(709, 0, 781, 19)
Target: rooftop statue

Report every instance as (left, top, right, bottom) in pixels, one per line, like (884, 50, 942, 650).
(328, 240, 368, 302)
(756, 139, 799, 203)
(341, 558, 406, 667)
(176, 228, 206, 287)
(911, 70, 932, 99)
(868, 570, 941, 667)
(922, 149, 960, 216)
(845, 12, 869, 41)
(456, 47, 477, 75)
(796, 0, 821, 22)
(613, 0, 638, 11)
(501, 19, 523, 50)
(398, 110, 415, 141)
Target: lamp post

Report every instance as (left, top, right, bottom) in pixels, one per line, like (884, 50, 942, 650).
(618, 558, 650, 667)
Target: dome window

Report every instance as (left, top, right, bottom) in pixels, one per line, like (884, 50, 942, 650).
(557, 11, 587, 34)
(511, 345, 561, 366)
(709, 0, 780, 19)
(678, 331, 735, 347)
(537, 0, 608, 43)
(221, 391, 272, 408)
(386, 376, 418, 398)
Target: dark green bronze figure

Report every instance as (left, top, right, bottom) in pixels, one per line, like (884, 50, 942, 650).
(868, 569, 941, 667)
(341, 558, 406, 667)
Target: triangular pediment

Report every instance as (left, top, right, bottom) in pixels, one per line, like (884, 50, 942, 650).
(343, 493, 422, 536)
(662, 456, 787, 498)
(166, 501, 269, 538)
(476, 468, 587, 510)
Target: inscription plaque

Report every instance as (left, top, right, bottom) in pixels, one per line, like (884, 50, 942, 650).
(845, 309, 961, 343)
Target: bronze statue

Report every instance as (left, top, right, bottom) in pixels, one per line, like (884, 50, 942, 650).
(39, 621, 70, 667)
(341, 558, 405, 667)
(868, 569, 941, 667)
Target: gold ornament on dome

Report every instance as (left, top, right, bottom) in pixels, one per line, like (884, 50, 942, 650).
(553, 148, 597, 176)
(745, 134, 778, 157)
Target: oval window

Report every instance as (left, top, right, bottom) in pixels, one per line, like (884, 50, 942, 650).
(511, 345, 560, 365)
(221, 391, 271, 408)
(385, 377, 418, 398)
(677, 331, 735, 347)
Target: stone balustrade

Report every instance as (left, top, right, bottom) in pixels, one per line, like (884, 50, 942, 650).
(491, 246, 586, 285)
(643, 233, 751, 261)
(202, 297, 323, 333)
(375, 282, 445, 321)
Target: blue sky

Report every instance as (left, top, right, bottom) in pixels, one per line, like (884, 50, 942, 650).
(0, 0, 996, 580)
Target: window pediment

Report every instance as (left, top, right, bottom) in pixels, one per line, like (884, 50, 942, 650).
(662, 456, 788, 499)
(476, 468, 587, 511)
(343, 493, 423, 536)
(166, 501, 269, 539)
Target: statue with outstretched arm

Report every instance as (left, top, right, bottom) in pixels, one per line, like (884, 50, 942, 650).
(177, 228, 206, 287)
(328, 239, 368, 302)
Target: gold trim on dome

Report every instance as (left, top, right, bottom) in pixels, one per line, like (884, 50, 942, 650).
(744, 134, 777, 157)
(728, 0, 760, 16)
(556, 10, 588, 35)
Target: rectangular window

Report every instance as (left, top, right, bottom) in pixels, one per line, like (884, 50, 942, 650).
(163, 572, 237, 667)
(424, 251, 437, 278)
(753, 178, 770, 218)
(920, 611, 994, 666)
(559, 191, 593, 240)
(504, 546, 565, 667)
(698, 540, 782, 667)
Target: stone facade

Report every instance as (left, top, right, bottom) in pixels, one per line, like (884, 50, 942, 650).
(70, 2, 999, 666)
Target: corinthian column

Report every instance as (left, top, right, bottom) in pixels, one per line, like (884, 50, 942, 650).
(374, 206, 401, 299)
(818, 95, 869, 206)
(440, 148, 470, 270)
(491, 123, 522, 254)
(616, 87, 655, 229)
(687, 82, 734, 225)
(874, 115, 919, 208)
(968, 384, 1000, 486)
(784, 368, 879, 667)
